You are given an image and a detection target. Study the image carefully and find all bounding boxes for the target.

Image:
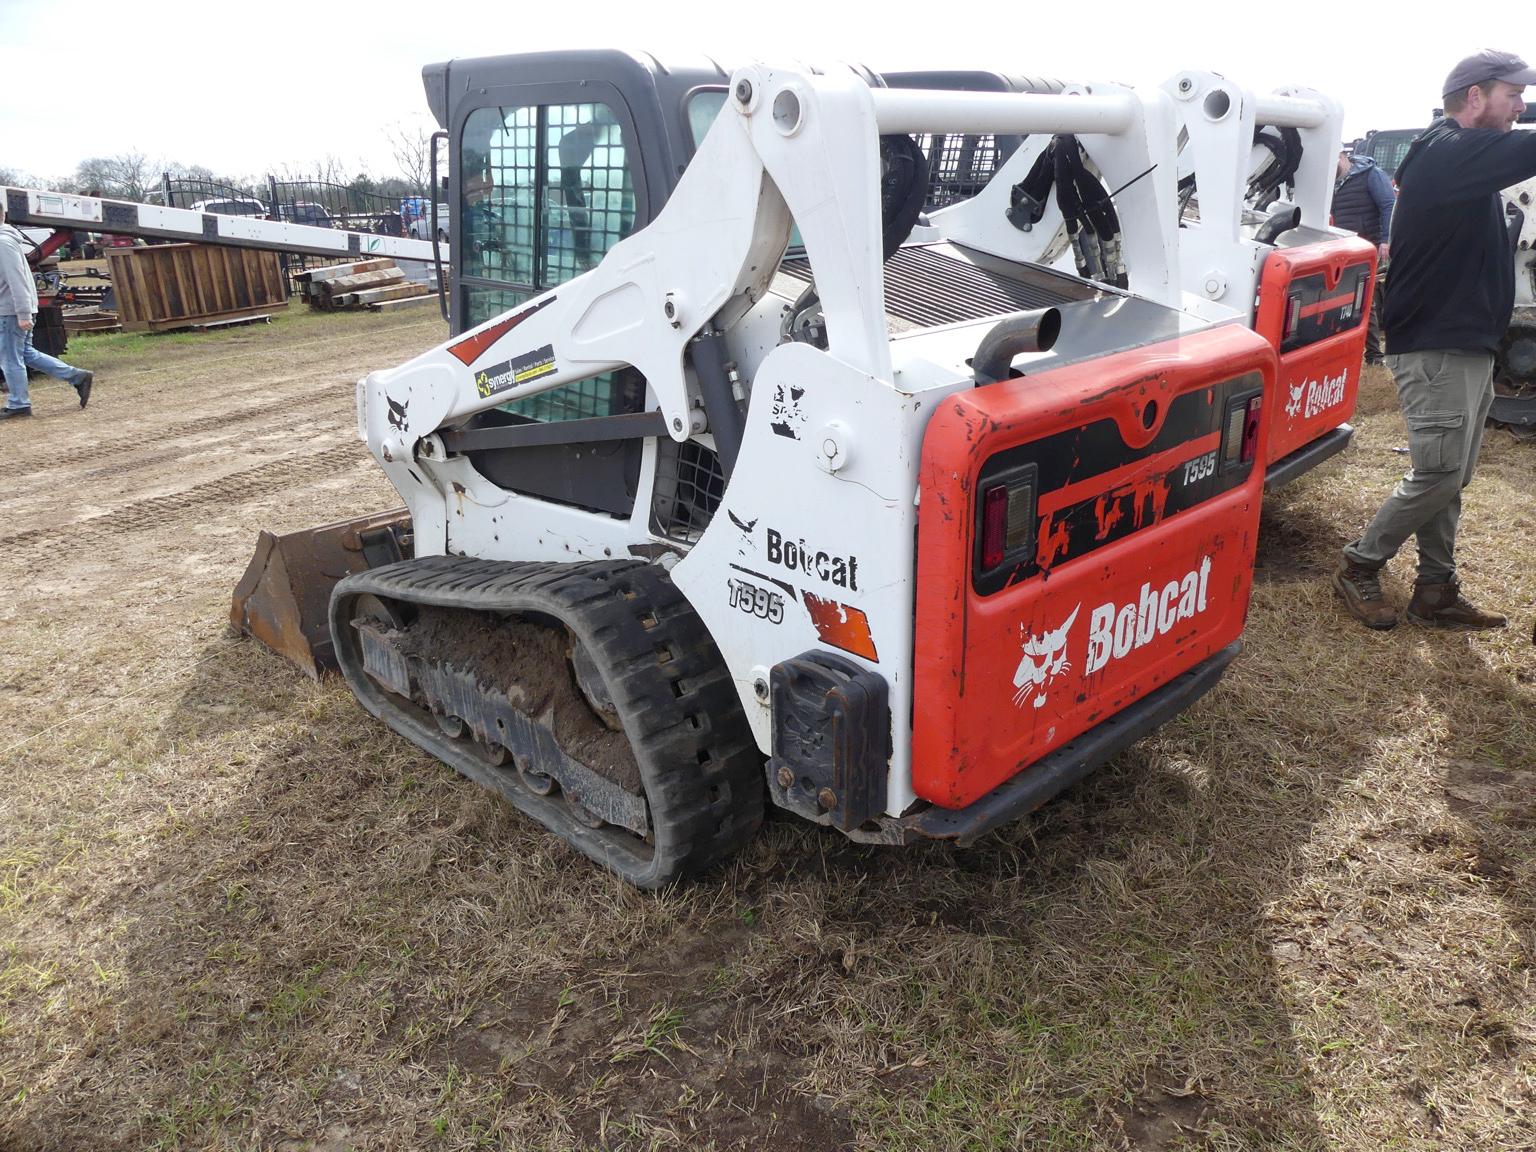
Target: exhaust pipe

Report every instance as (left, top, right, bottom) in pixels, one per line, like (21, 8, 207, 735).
(972, 307, 1062, 384)
(1254, 205, 1302, 245)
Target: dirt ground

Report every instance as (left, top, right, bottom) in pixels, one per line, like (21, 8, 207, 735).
(1, 308, 1534, 1151)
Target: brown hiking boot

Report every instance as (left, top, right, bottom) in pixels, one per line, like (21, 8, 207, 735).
(1333, 561, 1398, 630)
(1405, 580, 1507, 630)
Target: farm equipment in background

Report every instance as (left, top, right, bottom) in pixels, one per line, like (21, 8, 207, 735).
(1354, 126, 1421, 178)
(220, 51, 1369, 888)
(1493, 112, 1536, 434)
(18, 226, 79, 357)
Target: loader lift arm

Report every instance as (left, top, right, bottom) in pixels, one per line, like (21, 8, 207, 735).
(362, 69, 1183, 515)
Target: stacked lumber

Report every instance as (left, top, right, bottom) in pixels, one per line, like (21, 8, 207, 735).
(63, 308, 122, 335)
(297, 259, 436, 312)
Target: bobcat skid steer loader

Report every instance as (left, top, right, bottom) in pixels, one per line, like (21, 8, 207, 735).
(288, 60, 1286, 887)
(234, 56, 1373, 682)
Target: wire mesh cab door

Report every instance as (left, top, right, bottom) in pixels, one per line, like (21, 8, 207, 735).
(451, 78, 652, 337)
(441, 65, 668, 515)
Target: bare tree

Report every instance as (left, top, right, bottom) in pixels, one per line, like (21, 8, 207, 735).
(386, 121, 432, 192)
(70, 151, 154, 201)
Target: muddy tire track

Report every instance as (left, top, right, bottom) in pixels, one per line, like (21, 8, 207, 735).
(0, 443, 373, 556)
(30, 383, 349, 472)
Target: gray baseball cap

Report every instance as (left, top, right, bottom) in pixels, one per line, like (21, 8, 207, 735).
(1443, 49, 1536, 98)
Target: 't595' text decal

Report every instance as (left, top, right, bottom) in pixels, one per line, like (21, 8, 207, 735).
(728, 577, 784, 624)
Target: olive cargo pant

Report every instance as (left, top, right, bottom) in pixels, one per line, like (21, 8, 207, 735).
(1343, 349, 1494, 583)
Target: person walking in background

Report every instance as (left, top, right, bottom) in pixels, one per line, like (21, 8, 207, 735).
(1335, 49, 1536, 632)
(1333, 144, 1395, 364)
(0, 201, 95, 420)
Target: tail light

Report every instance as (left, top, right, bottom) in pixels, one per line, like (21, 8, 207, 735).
(976, 463, 1038, 578)
(1221, 392, 1264, 470)
(1351, 275, 1368, 322)
(1281, 293, 1302, 341)
(1241, 395, 1263, 462)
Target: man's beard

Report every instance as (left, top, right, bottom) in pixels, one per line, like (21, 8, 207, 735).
(1474, 105, 1515, 131)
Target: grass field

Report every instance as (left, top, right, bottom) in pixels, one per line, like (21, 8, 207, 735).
(1, 308, 1533, 1151)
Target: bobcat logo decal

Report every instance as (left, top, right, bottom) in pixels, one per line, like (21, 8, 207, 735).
(386, 396, 409, 431)
(1284, 381, 1305, 420)
(1012, 604, 1079, 709)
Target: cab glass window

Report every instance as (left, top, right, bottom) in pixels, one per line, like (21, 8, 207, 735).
(686, 90, 728, 150)
(682, 88, 804, 255)
(460, 100, 638, 420)
(460, 100, 634, 308)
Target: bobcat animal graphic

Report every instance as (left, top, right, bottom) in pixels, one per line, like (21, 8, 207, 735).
(1284, 381, 1305, 420)
(1012, 604, 1079, 709)
(387, 396, 409, 431)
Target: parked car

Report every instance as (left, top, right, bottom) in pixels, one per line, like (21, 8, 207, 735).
(275, 201, 334, 228)
(402, 197, 450, 242)
(189, 197, 268, 218)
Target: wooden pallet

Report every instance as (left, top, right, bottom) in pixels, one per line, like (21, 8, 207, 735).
(107, 244, 287, 333)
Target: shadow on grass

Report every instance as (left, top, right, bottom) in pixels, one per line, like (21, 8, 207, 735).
(3, 637, 857, 1151)
(7, 539, 1532, 1152)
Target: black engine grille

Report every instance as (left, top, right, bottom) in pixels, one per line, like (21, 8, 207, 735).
(780, 243, 1090, 329)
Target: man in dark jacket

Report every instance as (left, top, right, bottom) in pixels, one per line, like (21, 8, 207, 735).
(1333, 147, 1395, 362)
(1335, 49, 1536, 631)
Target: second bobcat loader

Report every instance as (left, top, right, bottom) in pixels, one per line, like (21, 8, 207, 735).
(900, 67, 1376, 487)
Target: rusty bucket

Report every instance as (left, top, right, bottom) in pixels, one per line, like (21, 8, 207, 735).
(231, 509, 412, 679)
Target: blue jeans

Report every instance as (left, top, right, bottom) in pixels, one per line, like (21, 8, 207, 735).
(1, 314, 88, 410)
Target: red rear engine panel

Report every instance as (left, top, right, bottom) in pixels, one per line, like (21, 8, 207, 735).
(1253, 236, 1376, 467)
(913, 325, 1277, 809)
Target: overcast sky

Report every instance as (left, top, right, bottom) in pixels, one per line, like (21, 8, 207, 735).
(1, 0, 1527, 186)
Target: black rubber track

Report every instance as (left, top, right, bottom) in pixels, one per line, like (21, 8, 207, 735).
(330, 556, 764, 888)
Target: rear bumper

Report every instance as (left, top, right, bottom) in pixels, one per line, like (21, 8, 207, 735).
(768, 640, 1240, 846)
(1264, 423, 1353, 491)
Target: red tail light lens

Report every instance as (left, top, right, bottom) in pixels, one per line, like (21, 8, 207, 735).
(977, 465, 1038, 578)
(981, 484, 1010, 569)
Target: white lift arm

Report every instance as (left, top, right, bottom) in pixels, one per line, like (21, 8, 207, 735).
(357, 63, 1196, 550)
(1163, 71, 1343, 313)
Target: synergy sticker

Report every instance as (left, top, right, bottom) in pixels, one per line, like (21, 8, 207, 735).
(475, 344, 557, 399)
